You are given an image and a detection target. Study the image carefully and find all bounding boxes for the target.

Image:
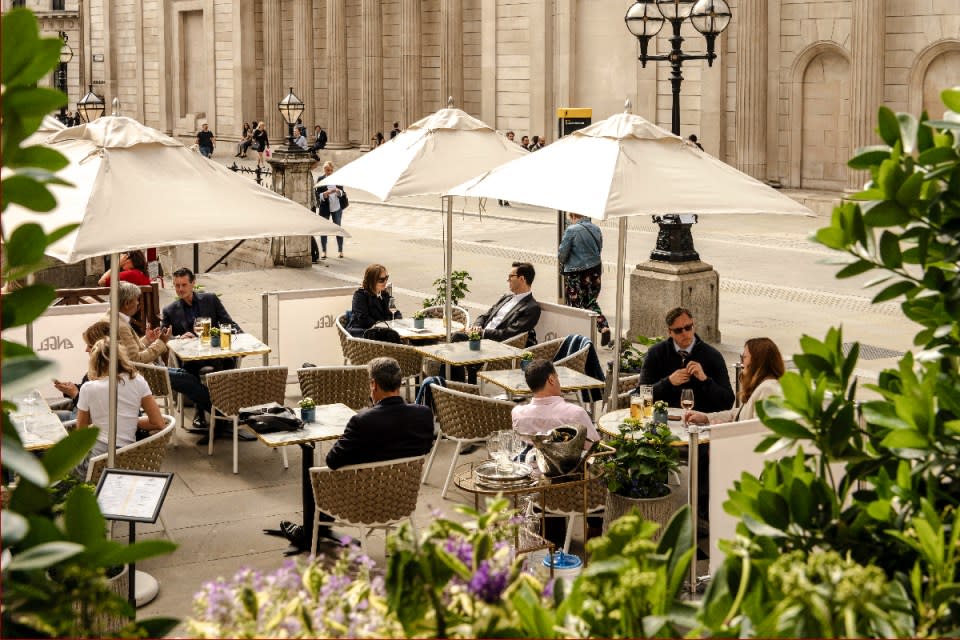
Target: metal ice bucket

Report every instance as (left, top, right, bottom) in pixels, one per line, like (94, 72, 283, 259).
(530, 424, 586, 477)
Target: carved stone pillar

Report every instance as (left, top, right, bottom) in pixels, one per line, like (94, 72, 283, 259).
(440, 0, 463, 109)
(262, 1, 283, 141)
(361, 0, 383, 148)
(400, 0, 422, 126)
(293, 0, 314, 129)
(734, 0, 767, 180)
(326, 0, 350, 148)
(848, 0, 885, 190)
(268, 150, 317, 268)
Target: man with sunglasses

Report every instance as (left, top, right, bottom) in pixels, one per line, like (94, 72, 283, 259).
(638, 306, 734, 413)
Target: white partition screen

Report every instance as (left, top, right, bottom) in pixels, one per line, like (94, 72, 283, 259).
(6, 303, 110, 401)
(262, 287, 356, 382)
(535, 300, 598, 344)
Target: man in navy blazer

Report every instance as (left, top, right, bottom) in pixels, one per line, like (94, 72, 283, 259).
(161, 267, 241, 338)
(325, 357, 434, 470)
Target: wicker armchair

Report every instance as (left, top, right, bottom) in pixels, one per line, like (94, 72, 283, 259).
(85, 415, 177, 484)
(335, 314, 351, 364)
(527, 336, 565, 362)
(425, 385, 514, 498)
(205, 366, 287, 474)
(309, 455, 425, 554)
(135, 363, 185, 430)
(554, 344, 590, 374)
(500, 332, 529, 349)
(420, 304, 471, 328)
(297, 366, 370, 411)
(539, 476, 607, 553)
(341, 336, 423, 401)
(607, 373, 642, 411)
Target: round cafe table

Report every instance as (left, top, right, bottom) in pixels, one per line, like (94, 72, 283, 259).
(596, 408, 709, 446)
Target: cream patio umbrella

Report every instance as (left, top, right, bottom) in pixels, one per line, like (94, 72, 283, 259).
(448, 104, 813, 419)
(3, 115, 348, 466)
(317, 100, 528, 336)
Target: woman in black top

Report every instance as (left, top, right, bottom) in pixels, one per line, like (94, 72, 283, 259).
(347, 263, 401, 337)
(252, 122, 269, 167)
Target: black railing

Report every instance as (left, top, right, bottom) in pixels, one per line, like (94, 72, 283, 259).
(228, 161, 272, 186)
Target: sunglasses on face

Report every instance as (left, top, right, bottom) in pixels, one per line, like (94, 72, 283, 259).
(669, 323, 694, 335)
(377, 275, 389, 283)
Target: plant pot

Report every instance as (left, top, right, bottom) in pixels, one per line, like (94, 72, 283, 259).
(652, 409, 668, 425)
(210, 334, 221, 348)
(469, 339, 481, 351)
(300, 407, 315, 423)
(602, 488, 675, 540)
(71, 564, 130, 635)
(413, 317, 425, 329)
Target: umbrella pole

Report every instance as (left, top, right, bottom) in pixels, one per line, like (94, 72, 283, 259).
(107, 252, 120, 468)
(611, 218, 627, 411)
(444, 195, 453, 344)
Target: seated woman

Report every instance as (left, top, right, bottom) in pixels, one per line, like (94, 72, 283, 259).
(75, 337, 165, 476)
(52, 320, 112, 423)
(98, 250, 151, 286)
(346, 263, 401, 337)
(686, 337, 785, 425)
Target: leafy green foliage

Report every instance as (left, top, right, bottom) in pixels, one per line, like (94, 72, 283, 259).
(422, 270, 472, 308)
(618, 334, 663, 373)
(600, 420, 680, 499)
(1, 9, 178, 637)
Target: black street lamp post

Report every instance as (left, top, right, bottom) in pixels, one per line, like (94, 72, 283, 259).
(57, 31, 74, 123)
(277, 87, 305, 153)
(624, 0, 732, 262)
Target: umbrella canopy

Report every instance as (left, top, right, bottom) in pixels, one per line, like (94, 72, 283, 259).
(4, 116, 347, 263)
(316, 106, 527, 198)
(23, 115, 67, 147)
(448, 111, 812, 219)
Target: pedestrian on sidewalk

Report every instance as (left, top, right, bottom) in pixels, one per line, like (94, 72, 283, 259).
(196, 123, 215, 158)
(313, 160, 347, 261)
(252, 121, 269, 167)
(559, 212, 611, 346)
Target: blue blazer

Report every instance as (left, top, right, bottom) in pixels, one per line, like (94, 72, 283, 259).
(161, 292, 240, 337)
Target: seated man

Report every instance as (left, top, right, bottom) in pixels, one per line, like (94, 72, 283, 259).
(280, 357, 434, 547)
(511, 358, 600, 449)
(161, 267, 241, 377)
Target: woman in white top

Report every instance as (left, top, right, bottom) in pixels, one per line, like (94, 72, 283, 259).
(76, 337, 165, 462)
(686, 337, 785, 425)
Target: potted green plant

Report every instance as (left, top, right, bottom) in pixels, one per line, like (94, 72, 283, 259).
(298, 397, 316, 423)
(600, 418, 680, 537)
(412, 310, 426, 329)
(208, 326, 221, 348)
(468, 327, 483, 351)
(519, 351, 534, 371)
(652, 400, 668, 425)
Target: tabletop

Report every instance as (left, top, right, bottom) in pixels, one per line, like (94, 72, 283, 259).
(386, 318, 465, 341)
(11, 408, 70, 451)
(167, 332, 271, 362)
(247, 402, 356, 447)
(478, 365, 605, 395)
(597, 408, 707, 445)
(413, 339, 524, 366)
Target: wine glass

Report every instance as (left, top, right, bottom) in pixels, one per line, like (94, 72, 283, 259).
(193, 318, 204, 345)
(487, 434, 505, 472)
(387, 296, 398, 327)
(680, 389, 695, 429)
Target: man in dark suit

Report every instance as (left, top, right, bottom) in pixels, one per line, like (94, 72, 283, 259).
(325, 357, 434, 469)
(461, 261, 541, 346)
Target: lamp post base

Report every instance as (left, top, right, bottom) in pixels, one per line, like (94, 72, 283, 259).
(649, 214, 700, 263)
(629, 259, 720, 344)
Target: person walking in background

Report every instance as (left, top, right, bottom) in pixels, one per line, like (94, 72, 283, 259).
(314, 160, 347, 260)
(521, 134, 530, 149)
(370, 131, 385, 147)
(252, 121, 269, 167)
(196, 122, 215, 158)
(559, 213, 611, 346)
(390, 122, 401, 139)
(529, 135, 544, 151)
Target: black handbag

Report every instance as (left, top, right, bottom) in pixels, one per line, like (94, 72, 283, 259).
(363, 325, 401, 343)
(340, 189, 349, 210)
(239, 402, 303, 434)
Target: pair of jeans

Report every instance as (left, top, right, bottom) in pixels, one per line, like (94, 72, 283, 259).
(199, 146, 213, 158)
(319, 207, 344, 253)
(167, 367, 211, 413)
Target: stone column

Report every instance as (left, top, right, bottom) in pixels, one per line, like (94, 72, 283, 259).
(268, 150, 317, 268)
(848, 0, 884, 190)
(400, 0, 422, 127)
(293, 0, 315, 129)
(440, 0, 463, 109)
(262, 0, 284, 143)
(734, 0, 767, 179)
(326, 0, 350, 148)
(361, 0, 383, 148)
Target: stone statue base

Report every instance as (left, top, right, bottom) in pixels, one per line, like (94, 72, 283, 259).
(268, 148, 317, 269)
(628, 260, 720, 344)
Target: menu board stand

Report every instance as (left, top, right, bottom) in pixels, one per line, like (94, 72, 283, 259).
(95, 470, 174, 608)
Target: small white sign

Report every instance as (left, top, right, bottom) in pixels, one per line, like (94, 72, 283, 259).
(96, 470, 173, 523)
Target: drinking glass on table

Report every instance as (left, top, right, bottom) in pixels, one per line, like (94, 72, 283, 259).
(199, 317, 212, 346)
(641, 385, 654, 418)
(629, 393, 644, 420)
(387, 296, 398, 327)
(680, 389, 695, 429)
(193, 318, 204, 345)
(487, 434, 504, 470)
(220, 323, 232, 350)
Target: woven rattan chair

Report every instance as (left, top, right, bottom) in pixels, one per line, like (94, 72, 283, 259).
(341, 336, 423, 401)
(335, 314, 351, 364)
(500, 332, 529, 349)
(205, 366, 288, 474)
(527, 336, 565, 362)
(539, 475, 607, 553)
(297, 366, 370, 411)
(608, 373, 642, 411)
(480, 332, 533, 375)
(420, 304, 471, 328)
(135, 363, 184, 430)
(309, 455, 425, 554)
(425, 385, 514, 498)
(554, 344, 590, 374)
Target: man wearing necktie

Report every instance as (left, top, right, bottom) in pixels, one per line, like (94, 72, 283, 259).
(637, 307, 734, 413)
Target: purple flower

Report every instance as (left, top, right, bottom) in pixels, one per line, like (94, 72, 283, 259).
(444, 536, 473, 566)
(542, 577, 555, 600)
(468, 559, 510, 603)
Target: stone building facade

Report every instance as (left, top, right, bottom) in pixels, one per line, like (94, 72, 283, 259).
(15, 0, 960, 192)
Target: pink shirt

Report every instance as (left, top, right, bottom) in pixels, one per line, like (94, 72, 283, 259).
(511, 395, 600, 446)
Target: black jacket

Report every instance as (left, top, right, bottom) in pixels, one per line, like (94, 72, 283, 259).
(476, 293, 541, 346)
(347, 288, 399, 336)
(161, 292, 240, 337)
(325, 396, 434, 469)
(638, 336, 734, 413)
